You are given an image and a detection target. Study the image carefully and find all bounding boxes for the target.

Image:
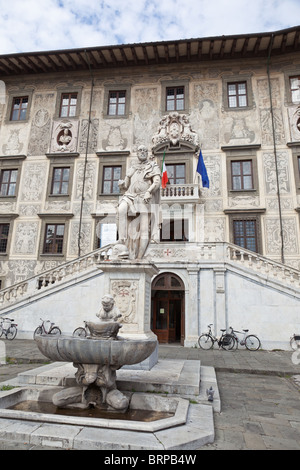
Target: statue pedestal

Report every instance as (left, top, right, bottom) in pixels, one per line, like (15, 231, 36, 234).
(96, 260, 159, 369)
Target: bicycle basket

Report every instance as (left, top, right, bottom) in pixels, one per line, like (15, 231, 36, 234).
(294, 335, 300, 341)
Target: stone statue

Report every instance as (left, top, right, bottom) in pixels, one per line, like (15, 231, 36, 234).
(97, 294, 122, 322)
(86, 294, 122, 340)
(116, 145, 161, 259)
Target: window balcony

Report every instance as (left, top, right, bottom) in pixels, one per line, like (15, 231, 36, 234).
(161, 183, 200, 201)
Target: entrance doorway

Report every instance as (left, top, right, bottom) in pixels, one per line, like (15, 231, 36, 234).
(151, 273, 185, 344)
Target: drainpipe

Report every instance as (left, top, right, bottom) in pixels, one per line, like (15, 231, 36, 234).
(78, 50, 95, 257)
(267, 34, 285, 264)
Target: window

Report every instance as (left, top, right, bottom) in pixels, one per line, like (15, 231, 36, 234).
(231, 160, 253, 190)
(10, 96, 28, 121)
(0, 169, 18, 196)
(51, 167, 70, 195)
(233, 219, 257, 252)
(166, 164, 185, 185)
(166, 87, 184, 111)
(102, 166, 121, 194)
(59, 93, 78, 117)
(161, 219, 189, 242)
(43, 224, 65, 254)
(290, 76, 300, 103)
(227, 82, 247, 108)
(95, 222, 117, 248)
(0, 224, 9, 253)
(108, 91, 126, 116)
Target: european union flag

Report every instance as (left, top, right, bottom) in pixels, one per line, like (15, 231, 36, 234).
(196, 150, 209, 188)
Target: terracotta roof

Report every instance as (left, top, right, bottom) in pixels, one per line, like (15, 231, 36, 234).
(0, 25, 299, 77)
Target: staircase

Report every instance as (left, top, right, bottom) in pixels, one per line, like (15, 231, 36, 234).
(0, 242, 299, 348)
(0, 242, 300, 313)
(0, 244, 114, 312)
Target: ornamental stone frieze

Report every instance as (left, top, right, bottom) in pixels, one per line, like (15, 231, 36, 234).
(49, 119, 79, 153)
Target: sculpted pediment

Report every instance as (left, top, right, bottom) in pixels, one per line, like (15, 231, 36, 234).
(152, 112, 199, 151)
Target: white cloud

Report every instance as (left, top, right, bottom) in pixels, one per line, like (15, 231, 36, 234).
(0, 0, 299, 54)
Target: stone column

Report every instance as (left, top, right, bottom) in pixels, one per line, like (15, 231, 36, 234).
(214, 268, 226, 333)
(185, 265, 199, 346)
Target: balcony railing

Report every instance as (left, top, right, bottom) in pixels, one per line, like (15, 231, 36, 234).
(161, 184, 199, 200)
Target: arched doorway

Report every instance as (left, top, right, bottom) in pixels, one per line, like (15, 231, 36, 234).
(151, 272, 185, 344)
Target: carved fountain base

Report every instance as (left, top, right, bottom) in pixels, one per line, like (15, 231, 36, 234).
(35, 334, 157, 412)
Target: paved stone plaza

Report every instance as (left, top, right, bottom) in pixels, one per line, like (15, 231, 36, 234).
(0, 340, 299, 450)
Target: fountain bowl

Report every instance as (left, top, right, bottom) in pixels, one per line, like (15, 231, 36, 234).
(35, 334, 157, 368)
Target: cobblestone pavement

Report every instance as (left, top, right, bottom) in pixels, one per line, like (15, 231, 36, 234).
(0, 340, 299, 450)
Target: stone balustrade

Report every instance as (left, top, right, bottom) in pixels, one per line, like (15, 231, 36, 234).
(161, 184, 199, 200)
(0, 245, 114, 309)
(0, 241, 299, 310)
(225, 243, 300, 286)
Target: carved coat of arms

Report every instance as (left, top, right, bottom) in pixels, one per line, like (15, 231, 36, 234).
(152, 112, 199, 147)
(111, 281, 137, 323)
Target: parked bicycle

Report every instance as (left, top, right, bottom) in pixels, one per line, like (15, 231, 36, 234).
(290, 333, 300, 351)
(0, 317, 18, 340)
(33, 318, 61, 339)
(198, 324, 236, 350)
(73, 321, 89, 337)
(228, 327, 261, 351)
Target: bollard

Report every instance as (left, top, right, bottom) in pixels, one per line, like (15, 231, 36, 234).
(0, 340, 6, 365)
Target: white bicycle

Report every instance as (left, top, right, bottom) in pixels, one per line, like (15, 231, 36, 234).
(228, 327, 261, 351)
(290, 334, 300, 351)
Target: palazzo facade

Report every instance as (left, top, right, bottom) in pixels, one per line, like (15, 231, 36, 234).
(0, 26, 300, 347)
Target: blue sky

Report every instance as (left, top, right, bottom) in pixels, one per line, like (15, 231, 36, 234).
(0, 0, 299, 54)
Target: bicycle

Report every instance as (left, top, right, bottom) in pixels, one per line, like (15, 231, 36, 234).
(198, 324, 236, 350)
(0, 317, 18, 340)
(228, 327, 261, 351)
(33, 318, 61, 339)
(290, 334, 300, 351)
(73, 321, 90, 337)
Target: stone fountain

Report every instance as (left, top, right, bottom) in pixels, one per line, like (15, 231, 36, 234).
(34, 294, 157, 412)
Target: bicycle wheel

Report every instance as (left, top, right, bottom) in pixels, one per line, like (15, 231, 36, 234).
(33, 326, 43, 339)
(221, 334, 236, 351)
(49, 327, 61, 336)
(6, 326, 17, 340)
(73, 327, 86, 337)
(245, 335, 261, 351)
(290, 336, 300, 350)
(198, 334, 214, 350)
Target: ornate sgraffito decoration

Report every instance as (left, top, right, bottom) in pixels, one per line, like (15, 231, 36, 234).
(152, 112, 199, 148)
(2, 129, 23, 155)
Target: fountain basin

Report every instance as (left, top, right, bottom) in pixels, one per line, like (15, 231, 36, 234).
(0, 387, 189, 432)
(35, 334, 157, 367)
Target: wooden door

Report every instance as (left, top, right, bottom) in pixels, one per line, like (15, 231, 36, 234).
(151, 273, 185, 344)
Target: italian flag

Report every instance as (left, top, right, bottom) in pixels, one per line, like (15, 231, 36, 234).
(161, 151, 168, 188)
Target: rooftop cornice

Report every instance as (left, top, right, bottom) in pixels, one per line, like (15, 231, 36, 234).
(0, 25, 299, 77)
